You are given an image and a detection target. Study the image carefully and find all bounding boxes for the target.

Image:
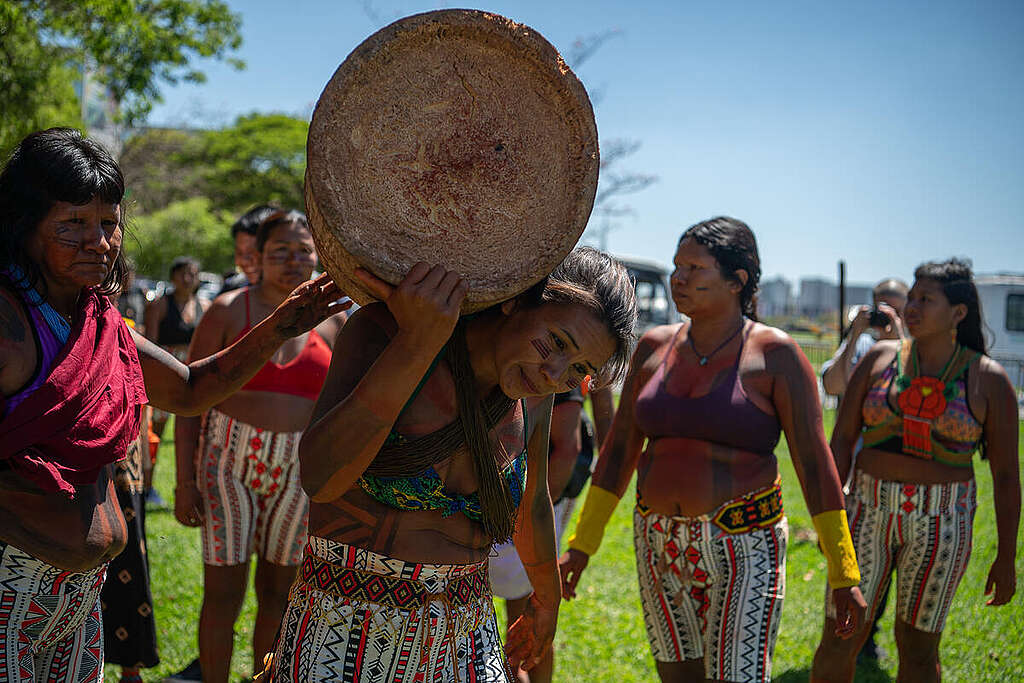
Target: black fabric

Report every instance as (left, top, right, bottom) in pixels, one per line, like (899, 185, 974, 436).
(101, 487, 159, 668)
(557, 410, 595, 503)
(156, 293, 196, 347)
(553, 386, 585, 407)
(218, 271, 250, 296)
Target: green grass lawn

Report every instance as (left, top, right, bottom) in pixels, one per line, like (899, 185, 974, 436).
(108, 414, 1024, 681)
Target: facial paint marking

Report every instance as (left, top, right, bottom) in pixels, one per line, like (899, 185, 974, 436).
(531, 338, 551, 359)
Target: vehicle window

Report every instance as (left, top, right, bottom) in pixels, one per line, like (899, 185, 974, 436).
(1007, 294, 1024, 332)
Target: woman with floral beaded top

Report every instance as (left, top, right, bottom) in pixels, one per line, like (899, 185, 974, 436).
(559, 217, 866, 683)
(173, 210, 348, 683)
(0, 128, 347, 683)
(266, 247, 637, 683)
(811, 258, 1019, 683)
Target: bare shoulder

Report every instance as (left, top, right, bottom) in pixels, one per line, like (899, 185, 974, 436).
(209, 286, 247, 312)
(640, 322, 683, 349)
(747, 321, 794, 350)
(635, 323, 683, 365)
(199, 287, 250, 336)
(335, 303, 394, 352)
(976, 354, 1014, 393)
(0, 284, 31, 372)
(0, 284, 29, 343)
(862, 339, 901, 367)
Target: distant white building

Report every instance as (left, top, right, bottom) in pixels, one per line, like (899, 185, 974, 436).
(793, 278, 874, 317)
(759, 276, 792, 317)
(74, 65, 123, 157)
(845, 284, 873, 308)
(798, 278, 834, 316)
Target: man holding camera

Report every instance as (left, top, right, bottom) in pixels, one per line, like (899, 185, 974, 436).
(822, 278, 909, 397)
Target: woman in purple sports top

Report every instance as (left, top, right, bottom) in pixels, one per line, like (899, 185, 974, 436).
(560, 217, 866, 683)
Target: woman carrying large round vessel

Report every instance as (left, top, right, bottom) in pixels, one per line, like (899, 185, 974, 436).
(267, 247, 637, 683)
(811, 259, 1019, 683)
(0, 128, 346, 682)
(560, 217, 866, 683)
(174, 210, 348, 682)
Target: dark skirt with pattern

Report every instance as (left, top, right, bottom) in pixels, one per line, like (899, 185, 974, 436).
(100, 443, 160, 669)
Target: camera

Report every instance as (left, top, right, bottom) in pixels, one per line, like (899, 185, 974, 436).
(868, 307, 891, 327)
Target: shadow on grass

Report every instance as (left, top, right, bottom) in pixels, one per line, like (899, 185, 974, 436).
(774, 660, 892, 682)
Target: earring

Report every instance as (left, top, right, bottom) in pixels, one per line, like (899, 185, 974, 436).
(951, 327, 958, 344)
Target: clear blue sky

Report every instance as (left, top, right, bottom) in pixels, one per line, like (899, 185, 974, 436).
(147, 0, 1024, 286)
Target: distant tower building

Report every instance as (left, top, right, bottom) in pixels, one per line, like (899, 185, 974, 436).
(798, 277, 835, 317)
(74, 63, 122, 157)
(844, 284, 873, 308)
(759, 276, 792, 317)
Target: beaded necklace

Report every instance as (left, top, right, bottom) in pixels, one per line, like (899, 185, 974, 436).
(894, 341, 964, 458)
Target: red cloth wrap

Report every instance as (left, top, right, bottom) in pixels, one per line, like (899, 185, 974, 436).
(0, 289, 148, 497)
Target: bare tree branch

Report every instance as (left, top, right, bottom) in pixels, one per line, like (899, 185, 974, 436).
(566, 29, 622, 69)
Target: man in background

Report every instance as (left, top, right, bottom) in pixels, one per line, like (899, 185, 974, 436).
(219, 204, 276, 295)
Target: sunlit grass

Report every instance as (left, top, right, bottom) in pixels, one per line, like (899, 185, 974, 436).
(106, 413, 1023, 681)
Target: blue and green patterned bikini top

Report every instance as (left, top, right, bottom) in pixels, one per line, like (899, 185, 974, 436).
(357, 399, 529, 521)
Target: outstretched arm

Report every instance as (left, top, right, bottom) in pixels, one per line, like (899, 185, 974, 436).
(980, 357, 1020, 606)
(830, 344, 892, 485)
(136, 274, 348, 416)
(506, 394, 559, 672)
(767, 331, 866, 637)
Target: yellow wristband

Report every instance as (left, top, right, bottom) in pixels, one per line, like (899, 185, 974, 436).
(812, 509, 861, 589)
(567, 485, 620, 557)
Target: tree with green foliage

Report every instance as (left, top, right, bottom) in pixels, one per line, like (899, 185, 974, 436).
(120, 127, 202, 213)
(0, 0, 243, 154)
(120, 113, 309, 216)
(126, 196, 233, 279)
(178, 113, 309, 214)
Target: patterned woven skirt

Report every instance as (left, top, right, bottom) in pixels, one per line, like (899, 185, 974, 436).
(268, 537, 512, 682)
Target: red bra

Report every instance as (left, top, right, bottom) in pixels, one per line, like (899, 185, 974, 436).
(232, 288, 332, 400)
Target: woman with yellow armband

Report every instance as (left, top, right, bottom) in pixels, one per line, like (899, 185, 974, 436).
(811, 259, 1019, 683)
(559, 217, 866, 683)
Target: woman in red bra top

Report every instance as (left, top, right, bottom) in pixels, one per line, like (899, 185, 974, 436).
(812, 259, 1019, 683)
(173, 210, 348, 683)
(560, 217, 866, 683)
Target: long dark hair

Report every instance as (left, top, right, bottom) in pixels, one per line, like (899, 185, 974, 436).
(0, 128, 129, 298)
(372, 247, 639, 544)
(914, 258, 987, 354)
(680, 216, 761, 321)
(517, 246, 638, 388)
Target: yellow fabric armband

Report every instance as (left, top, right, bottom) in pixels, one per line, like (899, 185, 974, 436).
(567, 485, 620, 557)
(812, 509, 861, 589)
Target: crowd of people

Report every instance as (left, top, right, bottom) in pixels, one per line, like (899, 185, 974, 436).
(0, 125, 1018, 683)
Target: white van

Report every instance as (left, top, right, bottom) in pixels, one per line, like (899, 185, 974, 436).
(977, 275, 1024, 359)
(616, 255, 680, 334)
(976, 274, 1024, 407)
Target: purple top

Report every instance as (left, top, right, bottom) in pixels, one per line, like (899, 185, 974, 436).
(3, 270, 70, 416)
(634, 324, 782, 456)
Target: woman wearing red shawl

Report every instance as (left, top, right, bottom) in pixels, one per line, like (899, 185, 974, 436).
(0, 128, 348, 683)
